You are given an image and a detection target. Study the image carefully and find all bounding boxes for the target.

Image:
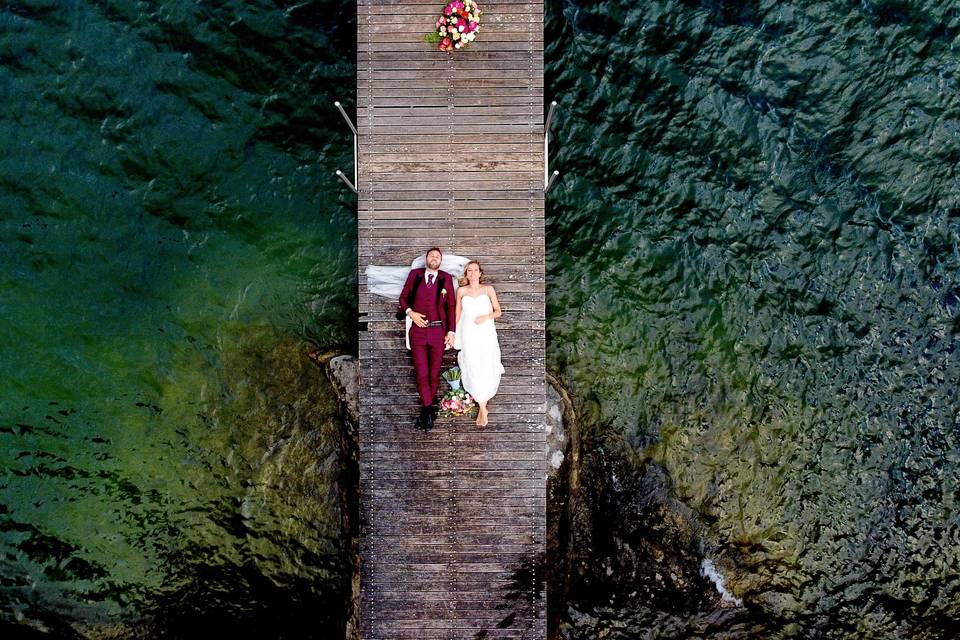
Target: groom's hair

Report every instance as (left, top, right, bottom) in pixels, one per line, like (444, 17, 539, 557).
(426, 246, 443, 257)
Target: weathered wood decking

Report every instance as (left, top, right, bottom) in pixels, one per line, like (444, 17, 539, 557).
(356, 1, 546, 638)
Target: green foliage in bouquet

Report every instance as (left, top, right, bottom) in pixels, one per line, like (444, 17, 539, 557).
(438, 387, 477, 418)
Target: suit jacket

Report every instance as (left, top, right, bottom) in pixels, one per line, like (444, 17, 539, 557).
(398, 268, 457, 335)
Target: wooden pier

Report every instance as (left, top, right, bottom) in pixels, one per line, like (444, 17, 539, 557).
(356, 0, 546, 637)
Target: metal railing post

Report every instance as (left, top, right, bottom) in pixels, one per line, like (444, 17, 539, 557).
(544, 100, 559, 193)
(334, 101, 359, 194)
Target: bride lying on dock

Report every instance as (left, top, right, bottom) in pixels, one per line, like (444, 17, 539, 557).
(454, 260, 504, 427)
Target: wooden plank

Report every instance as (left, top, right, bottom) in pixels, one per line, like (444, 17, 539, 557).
(358, 168, 540, 179)
(360, 216, 543, 227)
(357, 198, 543, 209)
(361, 422, 543, 438)
(358, 0, 541, 9)
(358, 241, 545, 251)
(358, 365, 545, 376)
(372, 145, 543, 160)
(357, 189, 539, 200)
(360, 131, 542, 142)
(359, 0, 537, 5)
(357, 363, 546, 377)
(362, 224, 544, 236)
(361, 180, 543, 194)
(356, 382, 544, 398)
(357, 82, 544, 94)
(359, 64, 541, 76)
(361, 124, 540, 135)
(358, 96, 541, 107)
(360, 250, 543, 262)
(360, 187, 540, 196)
(359, 11, 543, 22)
(361, 107, 543, 118)
(364, 23, 544, 35)
(356, 217, 545, 228)
(358, 51, 544, 63)
(359, 325, 547, 336)
(362, 32, 543, 44)
(365, 230, 543, 241)
(359, 41, 543, 52)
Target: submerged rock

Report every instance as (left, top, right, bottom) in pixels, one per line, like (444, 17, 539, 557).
(324, 355, 360, 428)
(309, 350, 361, 640)
(561, 433, 712, 615)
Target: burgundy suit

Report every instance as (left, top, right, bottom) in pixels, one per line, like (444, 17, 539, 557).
(398, 268, 457, 407)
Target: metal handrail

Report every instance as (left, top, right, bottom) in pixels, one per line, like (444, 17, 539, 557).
(544, 100, 559, 193)
(336, 99, 556, 195)
(334, 101, 358, 194)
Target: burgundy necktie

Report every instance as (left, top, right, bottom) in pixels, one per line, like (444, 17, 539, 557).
(427, 274, 434, 286)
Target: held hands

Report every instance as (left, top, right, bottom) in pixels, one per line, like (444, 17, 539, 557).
(444, 332, 456, 350)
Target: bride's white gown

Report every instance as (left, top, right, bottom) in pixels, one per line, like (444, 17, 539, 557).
(456, 293, 504, 403)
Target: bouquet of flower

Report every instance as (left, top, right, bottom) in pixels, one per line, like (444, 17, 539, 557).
(423, 0, 481, 52)
(438, 387, 477, 418)
(442, 366, 463, 390)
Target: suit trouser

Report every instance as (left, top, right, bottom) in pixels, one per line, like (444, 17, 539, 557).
(409, 325, 444, 407)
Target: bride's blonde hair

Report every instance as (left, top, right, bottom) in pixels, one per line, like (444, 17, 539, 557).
(458, 260, 486, 287)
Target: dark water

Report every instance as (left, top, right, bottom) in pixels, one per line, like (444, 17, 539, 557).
(1, 0, 357, 636)
(2, 0, 959, 638)
(545, 0, 960, 638)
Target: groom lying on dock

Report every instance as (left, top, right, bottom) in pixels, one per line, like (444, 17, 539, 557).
(397, 247, 457, 431)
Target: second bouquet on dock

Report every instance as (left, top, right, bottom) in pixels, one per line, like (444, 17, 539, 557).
(438, 387, 478, 418)
(442, 366, 463, 390)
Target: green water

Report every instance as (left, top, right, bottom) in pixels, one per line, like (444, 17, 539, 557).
(2, 0, 959, 638)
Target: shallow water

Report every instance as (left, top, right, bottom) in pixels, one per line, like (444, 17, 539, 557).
(2, 0, 960, 637)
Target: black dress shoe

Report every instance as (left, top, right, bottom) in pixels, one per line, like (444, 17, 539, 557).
(416, 406, 433, 431)
(422, 406, 435, 431)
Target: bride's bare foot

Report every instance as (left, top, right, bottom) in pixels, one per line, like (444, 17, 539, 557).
(476, 406, 488, 427)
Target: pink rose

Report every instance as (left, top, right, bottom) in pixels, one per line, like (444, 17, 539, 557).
(443, 4, 454, 15)
(468, 21, 478, 32)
